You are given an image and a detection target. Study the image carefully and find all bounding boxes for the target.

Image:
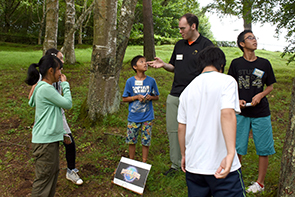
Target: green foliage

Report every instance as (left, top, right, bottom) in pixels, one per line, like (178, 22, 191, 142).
(215, 40, 237, 47)
(204, 0, 295, 64)
(271, 1, 295, 64)
(131, 0, 214, 40)
(128, 34, 178, 46)
(203, 0, 275, 24)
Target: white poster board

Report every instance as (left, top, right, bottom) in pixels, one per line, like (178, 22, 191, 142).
(113, 157, 152, 195)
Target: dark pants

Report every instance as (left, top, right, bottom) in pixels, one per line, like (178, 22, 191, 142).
(31, 142, 60, 197)
(186, 168, 246, 197)
(63, 133, 76, 170)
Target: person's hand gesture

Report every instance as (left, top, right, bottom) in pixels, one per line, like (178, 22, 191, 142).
(147, 57, 165, 68)
(60, 74, 67, 82)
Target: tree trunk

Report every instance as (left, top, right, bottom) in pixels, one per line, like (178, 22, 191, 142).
(242, 0, 252, 30)
(61, 2, 94, 54)
(142, 0, 155, 61)
(78, 23, 83, 44)
(64, 0, 76, 64)
(43, 0, 59, 54)
(87, 0, 119, 121)
(116, 0, 138, 70)
(277, 78, 295, 196)
(38, 0, 46, 45)
(78, 0, 88, 45)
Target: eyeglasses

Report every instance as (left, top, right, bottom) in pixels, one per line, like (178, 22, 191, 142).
(244, 36, 257, 41)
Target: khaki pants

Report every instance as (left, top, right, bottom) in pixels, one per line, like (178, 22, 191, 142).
(166, 94, 181, 169)
(31, 142, 60, 197)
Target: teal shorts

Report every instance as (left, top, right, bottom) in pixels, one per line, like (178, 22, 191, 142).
(236, 115, 275, 156)
(126, 121, 152, 146)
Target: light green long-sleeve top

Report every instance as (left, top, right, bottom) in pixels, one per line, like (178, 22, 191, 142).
(29, 81, 72, 143)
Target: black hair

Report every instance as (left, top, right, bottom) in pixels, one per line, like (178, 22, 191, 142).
(45, 48, 60, 56)
(25, 55, 63, 85)
(195, 46, 226, 74)
(237, 30, 253, 52)
(181, 13, 199, 30)
(131, 55, 145, 73)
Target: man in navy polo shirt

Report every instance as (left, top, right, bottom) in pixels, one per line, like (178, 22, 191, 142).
(148, 13, 213, 175)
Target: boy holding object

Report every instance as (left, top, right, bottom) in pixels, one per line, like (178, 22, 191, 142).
(122, 55, 159, 163)
(228, 30, 276, 193)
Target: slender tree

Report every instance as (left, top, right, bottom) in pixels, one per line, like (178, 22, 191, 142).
(43, 0, 59, 54)
(61, 1, 94, 64)
(30, 0, 46, 45)
(242, 0, 252, 30)
(142, 0, 155, 61)
(38, 0, 46, 45)
(78, 0, 89, 44)
(116, 0, 138, 70)
(63, 0, 76, 64)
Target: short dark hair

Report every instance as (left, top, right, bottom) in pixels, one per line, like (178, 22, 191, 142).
(131, 55, 145, 73)
(195, 46, 226, 74)
(237, 30, 253, 52)
(181, 13, 199, 30)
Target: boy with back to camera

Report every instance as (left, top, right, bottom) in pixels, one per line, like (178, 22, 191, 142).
(228, 30, 276, 193)
(122, 55, 160, 163)
(177, 46, 245, 197)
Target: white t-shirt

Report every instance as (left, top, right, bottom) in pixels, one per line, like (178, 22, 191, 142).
(177, 71, 241, 175)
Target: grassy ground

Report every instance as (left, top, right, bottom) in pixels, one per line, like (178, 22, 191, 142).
(0, 42, 295, 196)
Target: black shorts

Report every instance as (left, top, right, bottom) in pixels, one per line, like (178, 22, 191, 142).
(186, 168, 246, 197)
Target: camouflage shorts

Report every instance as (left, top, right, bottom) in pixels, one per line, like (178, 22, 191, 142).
(126, 121, 152, 146)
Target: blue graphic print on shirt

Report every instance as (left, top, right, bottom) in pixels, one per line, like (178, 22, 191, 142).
(123, 76, 159, 122)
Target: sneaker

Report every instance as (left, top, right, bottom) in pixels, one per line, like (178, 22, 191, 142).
(246, 182, 264, 193)
(163, 167, 178, 176)
(66, 168, 83, 185)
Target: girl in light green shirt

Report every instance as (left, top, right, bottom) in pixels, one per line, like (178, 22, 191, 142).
(25, 54, 72, 197)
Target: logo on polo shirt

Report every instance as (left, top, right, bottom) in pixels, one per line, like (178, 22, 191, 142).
(192, 50, 198, 55)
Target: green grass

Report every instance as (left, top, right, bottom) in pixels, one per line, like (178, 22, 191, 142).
(0, 42, 295, 196)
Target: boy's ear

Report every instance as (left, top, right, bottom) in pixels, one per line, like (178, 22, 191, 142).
(132, 65, 137, 70)
(239, 41, 245, 48)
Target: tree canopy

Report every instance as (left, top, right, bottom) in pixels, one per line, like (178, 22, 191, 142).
(203, 0, 294, 63)
(271, 0, 295, 64)
(131, 0, 213, 41)
(0, 0, 213, 45)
